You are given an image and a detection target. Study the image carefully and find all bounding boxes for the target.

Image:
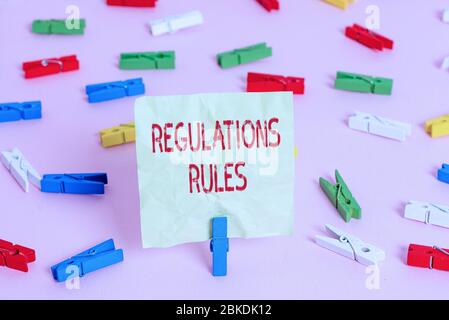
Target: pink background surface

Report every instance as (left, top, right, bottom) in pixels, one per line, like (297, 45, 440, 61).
(1, 0, 449, 299)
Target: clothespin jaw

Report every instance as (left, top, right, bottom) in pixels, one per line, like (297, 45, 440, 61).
(40, 173, 108, 194)
(315, 224, 385, 266)
(246, 72, 305, 94)
(149, 10, 204, 36)
(100, 122, 135, 148)
(22, 55, 79, 79)
(257, 0, 280, 12)
(85, 78, 145, 103)
(210, 217, 229, 277)
(0, 101, 42, 123)
(345, 24, 393, 51)
(106, 0, 157, 7)
(437, 163, 449, 184)
(119, 51, 175, 70)
(32, 19, 86, 35)
(217, 43, 272, 69)
(319, 170, 361, 222)
(425, 114, 449, 138)
(335, 71, 393, 95)
(0, 239, 36, 272)
(1, 148, 41, 192)
(407, 244, 449, 272)
(51, 239, 124, 282)
(323, 0, 354, 10)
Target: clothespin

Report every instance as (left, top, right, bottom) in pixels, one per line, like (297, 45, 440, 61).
(257, 0, 279, 12)
(425, 114, 449, 138)
(0, 239, 36, 272)
(335, 71, 393, 95)
(106, 0, 157, 7)
(348, 112, 411, 142)
(345, 24, 393, 51)
(119, 51, 175, 70)
(0, 101, 41, 123)
(315, 224, 385, 266)
(323, 0, 354, 10)
(438, 164, 449, 184)
(100, 122, 135, 148)
(443, 9, 449, 23)
(40, 173, 108, 194)
(51, 239, 124, 282)
(210, 217, 229, 277)
(32, 19, 86, 35)
(441, 56, 449, 70)
(319, 170, 361, 222)
(149, 10, 204, 36)
(404, 201, 449, 229)
(1, 148, 41, 192)
(247, 72, 305, 94)
(407, 244, 449, 272)
(86, 78, 145, 103)
(22, 55, 79, 79)
(217, 43, 272, 69)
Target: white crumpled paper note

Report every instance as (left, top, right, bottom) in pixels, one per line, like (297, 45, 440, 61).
(135, 92, 295, 248)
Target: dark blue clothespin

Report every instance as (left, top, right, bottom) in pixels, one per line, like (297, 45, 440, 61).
(0, 101, 41, 123)
(210, 216, 229, 277)
(40, 173, 108, 194)
(438, 163, 449, 184)
(85, 78, 145, 103)
(51, 239, 124, 282)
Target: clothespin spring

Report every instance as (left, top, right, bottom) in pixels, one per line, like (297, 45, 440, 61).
(339, 235, 360, 262)
(430, 246, 449, 269)
(41, 59, 63, 70)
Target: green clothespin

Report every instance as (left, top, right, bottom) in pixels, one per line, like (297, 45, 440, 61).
(334, 71, 393, 95)
(32, 19, 86, 35)
(319, 170, 361, 222)
(217, 43, 272, 69)
(119, 51, 175, 70)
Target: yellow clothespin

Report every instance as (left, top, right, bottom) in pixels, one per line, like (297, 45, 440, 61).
(323, 0, 355, 10)
(100, 122, 135, 148)
(425, 114, 449, 138)
(294, 146, 298, 158)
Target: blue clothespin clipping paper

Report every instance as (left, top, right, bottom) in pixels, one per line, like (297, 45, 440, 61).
(85, 78, 145, 103)
(40, 173, 108, 194)
(0, 101, 41, 123)
(210, 216, 229, 277)
(51, 239, 124, 282)
(438, 163, 449, 184)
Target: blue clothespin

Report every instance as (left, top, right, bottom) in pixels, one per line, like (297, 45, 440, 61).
(85, 78, 145, 103)
(40, 173, 108, 194)
(210, 216, 229, 277)
(438, 163, 449, 184)
(0, 101, 41, 123)
(51, 239, 124, 282)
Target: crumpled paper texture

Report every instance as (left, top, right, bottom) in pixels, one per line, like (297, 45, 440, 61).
(135, 92, 295, 248)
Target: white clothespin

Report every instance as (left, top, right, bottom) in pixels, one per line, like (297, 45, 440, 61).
(149, 10, 204, 37)
(441, 56, 449, 70)
(315, 224, 386, 266)
(404, 201, 449, 229)
(1, 148, 41, 192)
(348, 111, 411, 142)
(443, 9, 449, 23)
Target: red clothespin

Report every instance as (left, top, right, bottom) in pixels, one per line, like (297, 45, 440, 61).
(0, 239, 36, 272)
(407, 244, 449, 272)
(247, 72, 305, 94)
(345, 24, 393, 51)
(257, 0, 279, 12)
(22, 55, 79, 79)
(106, 0, 157, 7)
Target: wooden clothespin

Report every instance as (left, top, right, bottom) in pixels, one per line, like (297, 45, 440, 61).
(320, 170, 361, 222)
